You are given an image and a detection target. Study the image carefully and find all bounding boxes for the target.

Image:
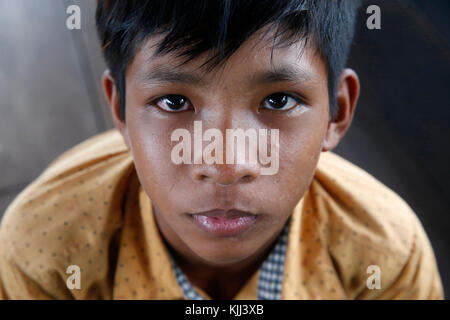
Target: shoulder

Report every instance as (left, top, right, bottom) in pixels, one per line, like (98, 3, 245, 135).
(314, 151, 418, 253)
(310, 152, 443, 299)
(0, 130, 134, 299)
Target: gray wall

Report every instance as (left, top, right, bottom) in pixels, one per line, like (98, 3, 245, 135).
(0, 0, 112, 214)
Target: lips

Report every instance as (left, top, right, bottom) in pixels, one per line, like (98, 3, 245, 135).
(188, 209, 259, 237)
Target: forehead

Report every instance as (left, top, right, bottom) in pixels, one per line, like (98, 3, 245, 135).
(126, 25, 326, 87)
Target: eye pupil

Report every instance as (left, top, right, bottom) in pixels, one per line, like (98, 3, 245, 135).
(165, 95, 186, 110)
(268, 93, 287, 109)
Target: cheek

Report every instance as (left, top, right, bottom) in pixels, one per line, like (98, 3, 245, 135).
(276, 111, 328, 198)
(125, 110, 186, 211)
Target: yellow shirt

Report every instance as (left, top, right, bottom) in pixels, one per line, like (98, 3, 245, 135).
(0, 129, 444, 299)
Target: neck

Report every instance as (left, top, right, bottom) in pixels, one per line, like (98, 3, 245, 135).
(166, 234, 279, 299)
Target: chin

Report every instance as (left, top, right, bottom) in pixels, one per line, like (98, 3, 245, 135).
(194, 247, 253, 266)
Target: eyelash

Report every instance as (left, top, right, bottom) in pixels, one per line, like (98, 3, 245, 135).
(147, 92, 306, 113)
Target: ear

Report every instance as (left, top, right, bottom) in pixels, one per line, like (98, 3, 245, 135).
(102, 70, 131, 149)
(322, 68, 360, 152)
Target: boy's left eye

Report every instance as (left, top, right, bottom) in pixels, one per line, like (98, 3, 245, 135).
(260, 93, 303, 111)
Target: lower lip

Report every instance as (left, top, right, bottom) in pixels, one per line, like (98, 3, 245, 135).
(190, 214, 258, 237)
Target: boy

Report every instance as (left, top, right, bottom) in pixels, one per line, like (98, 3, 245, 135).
(0, 0, 444, 300)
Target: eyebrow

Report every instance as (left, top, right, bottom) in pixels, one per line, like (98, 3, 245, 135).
(249, 65, 315, 86)
(142, 64, 315, 87)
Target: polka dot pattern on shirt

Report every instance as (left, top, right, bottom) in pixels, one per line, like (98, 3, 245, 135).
(0, 129, 444, 300)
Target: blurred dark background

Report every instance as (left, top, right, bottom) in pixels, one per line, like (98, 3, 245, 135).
(0, 0, 448, 298)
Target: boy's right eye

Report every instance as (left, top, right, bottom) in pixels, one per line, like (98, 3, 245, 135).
(150, 94, 193, 112)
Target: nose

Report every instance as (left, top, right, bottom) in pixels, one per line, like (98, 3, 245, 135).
(191, 162, 260, 186)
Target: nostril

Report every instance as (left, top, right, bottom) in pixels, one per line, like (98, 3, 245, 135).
(197, 174, 214, 182)
(192, 164, 260, 185)
(217, 175, 254, 187)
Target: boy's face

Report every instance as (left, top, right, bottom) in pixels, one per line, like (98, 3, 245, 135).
(104, 26, 358, 267)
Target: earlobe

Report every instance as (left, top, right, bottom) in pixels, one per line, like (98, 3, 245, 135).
(102, 70, 131, 149)
(322, 68, 360, 152)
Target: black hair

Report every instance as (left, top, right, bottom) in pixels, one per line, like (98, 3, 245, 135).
(96, 0, 360, 121)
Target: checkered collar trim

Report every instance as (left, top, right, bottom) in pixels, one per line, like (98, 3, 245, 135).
(168, 218, 291, 300)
